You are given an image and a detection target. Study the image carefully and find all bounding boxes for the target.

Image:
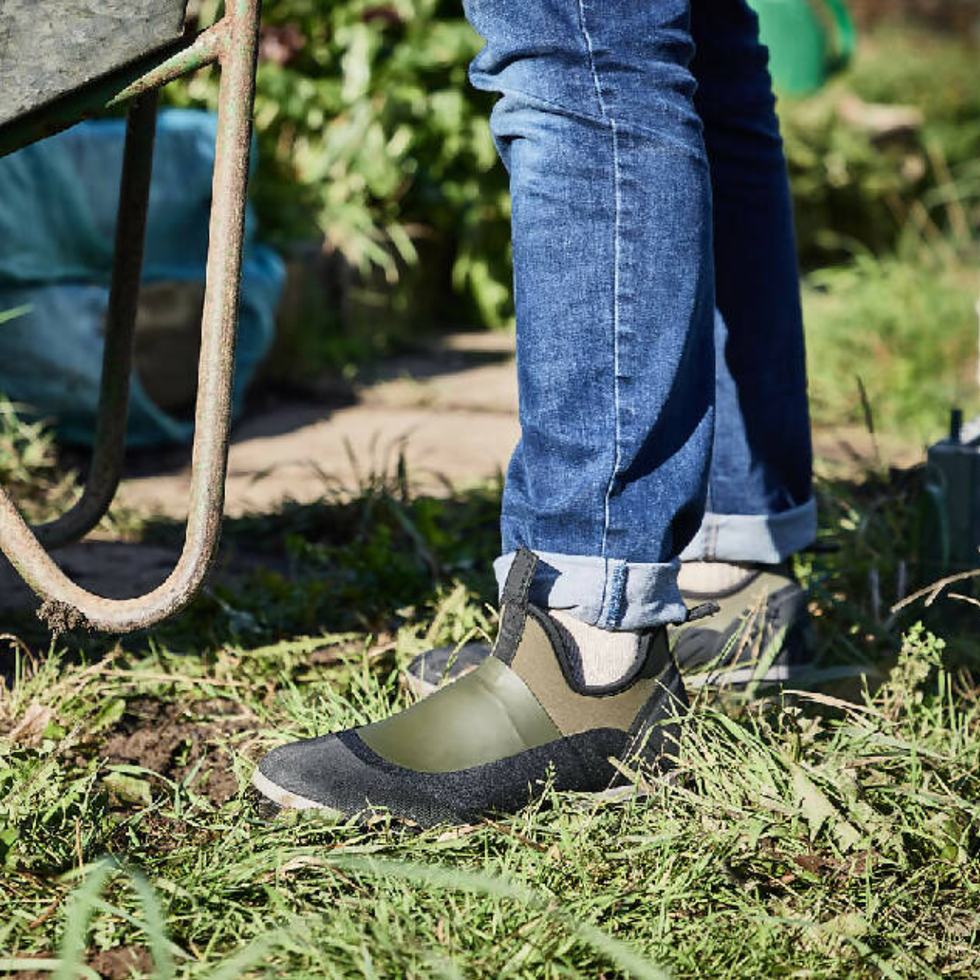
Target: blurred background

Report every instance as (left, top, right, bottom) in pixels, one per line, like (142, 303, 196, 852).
(162, 0, 980, 449)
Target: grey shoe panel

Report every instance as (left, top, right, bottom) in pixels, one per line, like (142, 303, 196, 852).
(257, 726, 644, 827)
(673, 580, 813, 674)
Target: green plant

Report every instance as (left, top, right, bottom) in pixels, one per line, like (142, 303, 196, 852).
(802, 249, 978, 444)
(780, 26, 980, 265)
(0, 394, 80, 523)
(169, 0, 512, 331)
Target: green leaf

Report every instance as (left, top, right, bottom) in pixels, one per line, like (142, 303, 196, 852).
(90, 698, 127, 734)
(0, 305, 31, 326)
(790, 765, 861, 851)
(103, 772, 152, 807)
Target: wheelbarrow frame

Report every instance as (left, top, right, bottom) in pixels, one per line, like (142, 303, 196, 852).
(0, 0, 262, 633)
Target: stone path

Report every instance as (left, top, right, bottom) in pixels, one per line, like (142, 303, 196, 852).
(117, 331, 521, 518)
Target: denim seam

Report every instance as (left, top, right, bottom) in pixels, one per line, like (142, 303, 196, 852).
(576, 0, 623, 569)
(574, 0, 607, 120)
(494, 551, 688, 630)
(598, 559, 628, 629)
(601, 117, 623, 564)
(596, 557, 610, 628)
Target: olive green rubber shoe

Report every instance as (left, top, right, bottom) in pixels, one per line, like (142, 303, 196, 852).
(674, 564, 814, 689)
(404, 563, 813, 697)
(252, 549, 688, 827)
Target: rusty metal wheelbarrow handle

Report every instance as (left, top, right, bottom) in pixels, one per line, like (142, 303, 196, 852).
(32, 91, 158, 552)
(0, 0, 262, 633)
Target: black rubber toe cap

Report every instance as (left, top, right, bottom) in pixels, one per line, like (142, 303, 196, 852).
(255, 727, 636, 827)
(256, 732, 462, 825)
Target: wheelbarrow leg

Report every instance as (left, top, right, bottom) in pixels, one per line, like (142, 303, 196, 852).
(0, 0, 262, 633)
(33, 92, 158, 549)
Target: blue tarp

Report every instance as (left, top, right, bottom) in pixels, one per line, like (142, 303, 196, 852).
(0, 109, 284, 446)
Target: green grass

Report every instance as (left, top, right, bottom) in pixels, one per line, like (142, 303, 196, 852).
(0, 395, 77, 526)
(782, 22, 980, 450)
(1, 451, 979, 980)
(802, 250, 979, 445)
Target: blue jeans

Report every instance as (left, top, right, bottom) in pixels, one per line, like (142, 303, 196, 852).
(464, 0, 816, 629)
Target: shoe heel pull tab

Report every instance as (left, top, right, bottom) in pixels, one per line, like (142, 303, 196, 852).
(501, 547, 538, 605)
(495, 548, 538, 665)
(685, 600, 720, 623)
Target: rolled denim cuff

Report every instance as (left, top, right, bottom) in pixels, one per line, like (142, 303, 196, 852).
(678, 497, 817, 564)
(493, 550, 687, 631)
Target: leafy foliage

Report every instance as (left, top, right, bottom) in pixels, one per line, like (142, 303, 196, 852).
(168, 0, 512, 330)
(781, 26, 980, 265)
(168, 13, 978, 348)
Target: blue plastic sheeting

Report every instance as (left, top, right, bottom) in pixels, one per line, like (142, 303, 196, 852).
(0, 109, 284, 446)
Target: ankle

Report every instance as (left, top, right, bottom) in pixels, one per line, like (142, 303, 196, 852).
(547, 609, 643, 689)
(677, 560, 758, 596)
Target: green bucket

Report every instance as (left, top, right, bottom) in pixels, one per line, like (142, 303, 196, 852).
(748, 0, 856, 95)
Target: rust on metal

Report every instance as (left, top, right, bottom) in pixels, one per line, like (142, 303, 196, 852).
(37, 600, 86, 635)
(0, 0, 263, 634)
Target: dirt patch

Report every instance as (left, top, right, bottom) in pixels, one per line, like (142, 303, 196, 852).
(8, 947, 152, 980)
(88, 946, 154, 980)
(116, 331, 520, 520)
(94, 697, 256, 806)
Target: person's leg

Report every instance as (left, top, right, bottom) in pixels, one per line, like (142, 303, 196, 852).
(682, 0, 815, 566)
(477, 0, 716, 632)
(253, 0, 714, 822)
(672, 0, 816, 680)
(405, 0, 818, 699)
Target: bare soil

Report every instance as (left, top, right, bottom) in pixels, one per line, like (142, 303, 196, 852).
(10, 947, 153, 980)
(93, 697, 256, 806)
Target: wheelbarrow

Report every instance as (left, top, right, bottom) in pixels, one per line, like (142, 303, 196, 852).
(0, 0, 262, 633)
